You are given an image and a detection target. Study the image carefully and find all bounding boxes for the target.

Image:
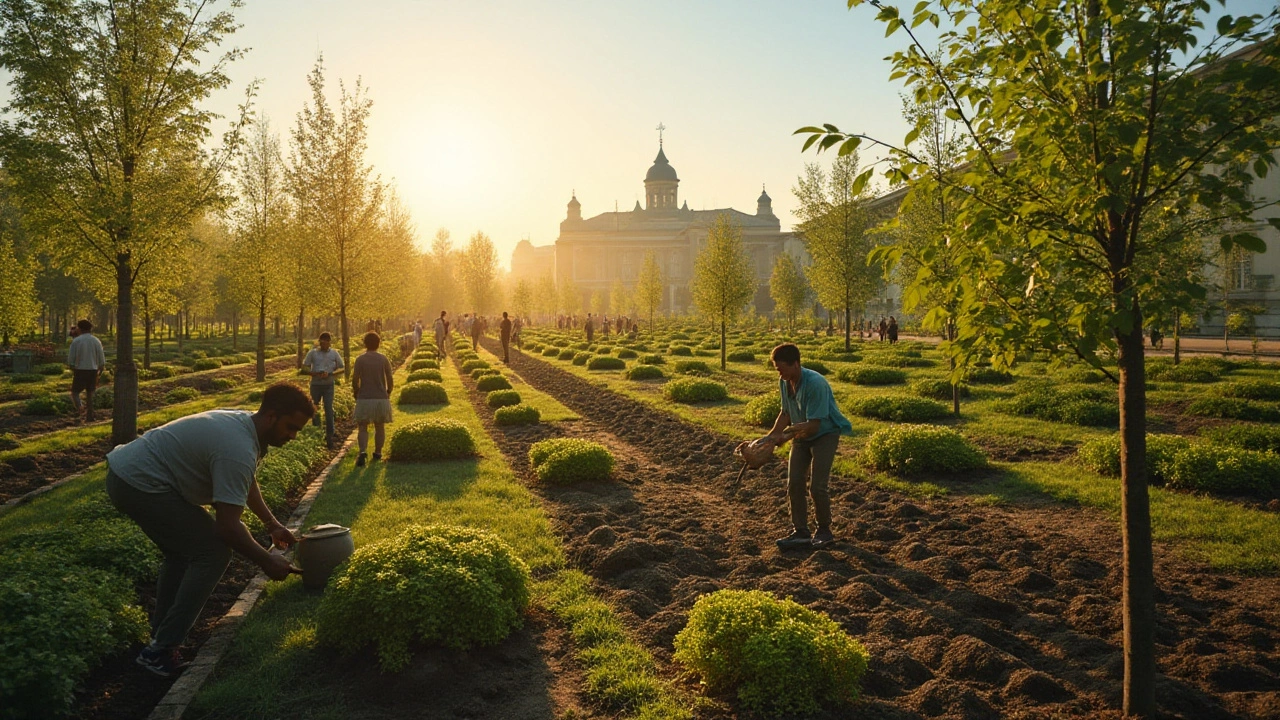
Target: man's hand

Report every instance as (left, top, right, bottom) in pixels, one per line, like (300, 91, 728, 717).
(262, 552, 296, 581)
(267, 524, 298, 550)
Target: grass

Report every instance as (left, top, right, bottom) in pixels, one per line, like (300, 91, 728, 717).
(471, 343, 579, 422)
(191, 342, 687, 719)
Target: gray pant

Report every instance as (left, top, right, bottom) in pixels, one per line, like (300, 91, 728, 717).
(788, 431, 839, 533)
(106, 470, 232, 649)
(310, 382, 335, 439)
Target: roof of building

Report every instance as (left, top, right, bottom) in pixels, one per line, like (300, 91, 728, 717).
(645, 146, 679, 182)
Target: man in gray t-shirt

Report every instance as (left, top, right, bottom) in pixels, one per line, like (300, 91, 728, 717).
(302, 332, 345, 445)
(105, 383, 315, 678)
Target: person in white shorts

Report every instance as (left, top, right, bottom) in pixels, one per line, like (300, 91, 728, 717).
(351, 331, 394, 467)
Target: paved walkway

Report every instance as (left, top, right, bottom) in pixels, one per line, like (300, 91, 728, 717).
(856, 333, 1280, 362)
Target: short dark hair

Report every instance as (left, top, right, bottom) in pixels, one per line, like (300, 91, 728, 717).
(319, 332, 331, 342)
(260, 382, 314, 417)
(77, 319, 92, 332)
(771, 343, 801, 365)
(363, 331, 380, 350)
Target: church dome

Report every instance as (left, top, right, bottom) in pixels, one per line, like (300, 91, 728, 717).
(645, 146, 678, 182)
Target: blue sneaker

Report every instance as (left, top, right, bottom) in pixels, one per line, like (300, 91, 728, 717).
(136, 646, 188, 678)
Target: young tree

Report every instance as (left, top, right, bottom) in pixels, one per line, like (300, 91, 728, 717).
(799, 2, 1280, 714)
(425, 228, 458, 318)
(0, 231, 36, 346)
(0, 0, 251, 444)
(691, 213, 756, 369)
(460, 231, 499, 316)
(794, 154, 880, 351)
(535, 272, 558, 321)
(590, 289, 608, 318)
(636, 250, 664, 332)
(511, 278, 533, 321)
(559, 278, 582, 318)
(769, 252, 809, 333)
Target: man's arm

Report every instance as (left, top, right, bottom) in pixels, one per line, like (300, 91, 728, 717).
(212, 502, 295, 580)
(383, 357, 394, 396)
(245, 479, 297, 550)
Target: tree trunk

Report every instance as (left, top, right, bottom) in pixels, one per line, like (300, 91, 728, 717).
(949, 319, 960, 415)
(1173, 314, 1181, 365)
(256, 298, 267, 382)
(720, 318, 727, 370)
(232, 311, 239, 351)
(112, 254, 138, 445)
(844, 307, 852, 351)
(297, 305, 306, 368)
(176, 311, 184, 351)
(340, 296, 351, 381)
(142, 293, 151, 371)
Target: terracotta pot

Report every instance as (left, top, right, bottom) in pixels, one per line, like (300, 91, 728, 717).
(295, 523, 354, 590)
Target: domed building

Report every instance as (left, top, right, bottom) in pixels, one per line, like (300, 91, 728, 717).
(512, 141, 806, 315)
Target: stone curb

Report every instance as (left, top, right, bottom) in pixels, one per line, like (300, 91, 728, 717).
(145, 428, 358, 720)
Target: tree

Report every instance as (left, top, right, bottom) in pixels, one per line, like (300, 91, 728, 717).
(0, 231, 36, 346)
(460, 231, 499, 316)
(289, 57, 384, 379)
(590, 289, 608, 318)
(794, 154, 880, 351)
(636, 250, 664, 332)
(559, 277, 582, 318)
(691, 213, 756, 369)
(511, 278, 533, 321)
(0, 0, 251, 444)
(769, 252, 809, 333)
(798, 2, 1280, 714)
(535, 272, 558, 321)
(425, 228, 459, 318)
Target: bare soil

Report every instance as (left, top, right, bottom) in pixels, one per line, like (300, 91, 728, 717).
(474, 339, 1280, 720)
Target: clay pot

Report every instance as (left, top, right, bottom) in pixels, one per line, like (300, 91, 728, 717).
(295, 523, 354, 590)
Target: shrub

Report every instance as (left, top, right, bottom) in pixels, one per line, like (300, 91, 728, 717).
(625, 365, 665, 381)
(837, 367, 907, 385)
(572, 342, 590, 351)
(1186, 396, 1280, 422)
(192, 357, 222, 371)
(35, 362, 65, 376)
(408, 368, 444, 383)
(0, 549, 150, 718)
(638, 354, 666, 365)
(388, 418, 475, 461)
(494, 404, 540, 426)
(849, 395, 949, 422)
(552, 339, 571, 348)
(474, 369, 504, 380)
(1165, 444, 1280, 496)
(247, 390, 264, 403)
(543, 347, 561, 357)
(725, 350, 755, 363)
(398, 380, 449, 405)
(528, 438, 614, 484)
(461, 359, 491, 373)
(743, 394, 781, 428)
(1076, 433, 1191, 482)
(22, 394, 73, 416)
(558, 348, 578, 360)
(965, 367, 1014, 384)
(486, 389, 522, 408)
(409, 359, 439, 371)
(863, 425, 987, 475)
(673, 360, 712, 376)
(189, 349, 208, 359)
(664, 377, 728, 403)
(1218, 380, 1280, 401)
(1055, 366, 1107, 384)
(667, 345, 694, 357)
(151, 364, 181, 379)
(163, 386, 201, 404)
(9, 373, 44, 383)
(572, 352, 592, 366)
(997, 384, 1119, 427)
(802, 361, 831, 376)
(587, 356, 626, 370)
(673, 589, 868, 716)
(910, 378, 970, 401)
(476, 375, 513, 392)
(316, 525, 530, 672)
(616, 348, 638, 359)
(1200, 423, 1280, 453)
(208, 377, 238, 391)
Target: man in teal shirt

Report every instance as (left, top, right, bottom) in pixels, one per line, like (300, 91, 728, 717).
(764, 343, 853, 549)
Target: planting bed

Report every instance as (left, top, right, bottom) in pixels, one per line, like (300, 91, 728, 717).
(479, 337, 1280, 719)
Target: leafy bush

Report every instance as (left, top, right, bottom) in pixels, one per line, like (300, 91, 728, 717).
(1186, 396, 1280, 422)
(837, 367, 907, 385)
(163, 386, 201, 404)
(743, 394, 781, 427)
(0, 549, 150, 719)
(558, 348, 578, 360)
(247, 390, 264, 403)
(664, 378, 728, 403)
(572, 342, 590, 351)
(543, 347, 561, 357)
(1218, 380, 1280, 401)
(1165, 444, 1280, 496)
(572, 351, 592, 366)
(1075, 433, 1191, 482)
(461, 359, 491, 373)
(409, 359, 439, 371)
(862, 425, 987, 475)
(35, 362, 65, 376)
(997, 385, 1119, 426)
(848, 395, 949, 422)
(388, 418, 475, 461)
(965, 367, 1014, 384)
(147, 364, 180, 379)
(1055, 366, 1107, 384)
(616, 348, 638, 359)
(192, 358, 222, 371)
(528, 438, 614, 484)
(673, 360, 712, 376)
(910, 378, 970, 401)
(494, 404, 540, 426)
(551, 339, 571, 348)
(802, 361, 830, 376)
(673, 589, 868, 716)
(9, 373, 44, 383)
(253, 426, 329, 516)
(0, 433, 17, 451)
(316, 525, 530, 672)
(22, 394, 73, 416)
(408, 368, 444, 383)
(210, 376, 240, 391)
(1147, 363, 1217, 383)
(626, 365, 665, 381)
(726, 350, 755, 363)
(638, 354, 666, 365)
(486, 389, 522, 408)
(667, 345, 694, 357)
(587, 356, 626, 370)
(476, 375, 513, 392)
(398, 380, 449, 405)
(1200, 423, 1280, 453)
(468, 368, 498, 379)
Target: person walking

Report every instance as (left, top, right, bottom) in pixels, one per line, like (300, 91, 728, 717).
(584, 313, 595, 343)
(878, 318, 888, 342)
(67, 319, 106, 423)
(470, 313, 483, 348)
(512, 315, 523, 350)
(412, 319, 423, 350)
(499, 311, 513, 363)
(302, 332, 344, 447)
(106, 383, 312, 677)
(888, 317, 899, 344)
(755, 343, 853, 550)
(351, 332, 394, 467)
(433, 311, 448, 359)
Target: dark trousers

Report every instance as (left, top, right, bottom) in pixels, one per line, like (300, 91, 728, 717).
(310, 382, 335, 439)
(787, 432, 839, 532)
(501, 333, 511, 362)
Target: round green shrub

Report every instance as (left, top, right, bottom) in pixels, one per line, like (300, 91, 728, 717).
(616, 348, 638, 359)
(997, 384, 1119, 426)
(743, 394, 781, 427)
(673, 589, 869, 716)
(1076, 433, 1191, 482)
(862, 425, 987, 475)
(638, 354, 666, 365)
(9, 373, 43, 383)
(189, 349, 208, 359)
(571, 351, 592, 366)
(22, 394, 73, 416)
(1146, 358, 1222, 383)
(838, 367, 907, 385)
(551, 339, 571, 348)
(910, 378, 970, 401)
(398, 380, 449, 406)
(528, 438, 614, 484)
(1200, 423, 1280, 453)
(669, 331, 691, 340)
(247, 390, 264, 402)
(164, 386, 201, 404)
(1218, 380, 1280, 401)
(626, 365, 665, 381)
(471, 368, 500, 379)
(667, 345, 694, 357)
(92, 387, 114, 410)
(149, 364, 181, 379)
(1055, 366, 1107, 384)
(572, 342, 590, 351)
(543, 347, 561, 357)
(664, 378, 728, 403)
(557, 348, 577, 360)
(486, 389, 522, 408)
(965, 367, 1014, 384)
(388, 418, 475, 461)
(209, 377, 238, 391)
(409, 359, 439, 371)
(316, 525, 530, 672)
(35, 362, 65, 376)
(494, 404, 540, 426)
(726, 350, 755, 363)
(587, 356, 626, 370)
(803, 361, 830, 376)
(408, 368, 444, 383)
(1165, 444, 1280, 496)
(476, 375, 513, 392)
(1186, 396, 1280, 422)
(461, 359, 491, 373)
(673, 360, 712, 376)
(192, 358, 222, 371)
(849, 395, 949, 422)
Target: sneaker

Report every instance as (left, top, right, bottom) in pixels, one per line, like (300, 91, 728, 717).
(775, 530, 813, 551)
(812, 528, 836, 548)
(371, 452, 381, 463)
(136, 646, 188, 678)
(355, 452, 367, 467)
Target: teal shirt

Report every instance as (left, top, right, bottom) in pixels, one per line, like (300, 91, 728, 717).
(779, 368, 853, 439)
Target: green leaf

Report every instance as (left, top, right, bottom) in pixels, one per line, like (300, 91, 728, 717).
(850, 168, 875, 196)
(1267, 217, 1280, 233)
(1216, 14, 1233, 35)
(838, 137, 861, 156)
(794, 126, 825, 135)
(1254, 157, 1269, 178)
(1233, 233, 1267, 253)
(801, 135, 821, 152)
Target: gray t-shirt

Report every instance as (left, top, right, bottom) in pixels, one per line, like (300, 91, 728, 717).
(303, 347, 344, 385)
(106, 410, 263, 507)
(67, 333, 106, 370)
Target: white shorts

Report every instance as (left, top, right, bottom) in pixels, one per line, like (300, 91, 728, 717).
(354, 398, 393, 424)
